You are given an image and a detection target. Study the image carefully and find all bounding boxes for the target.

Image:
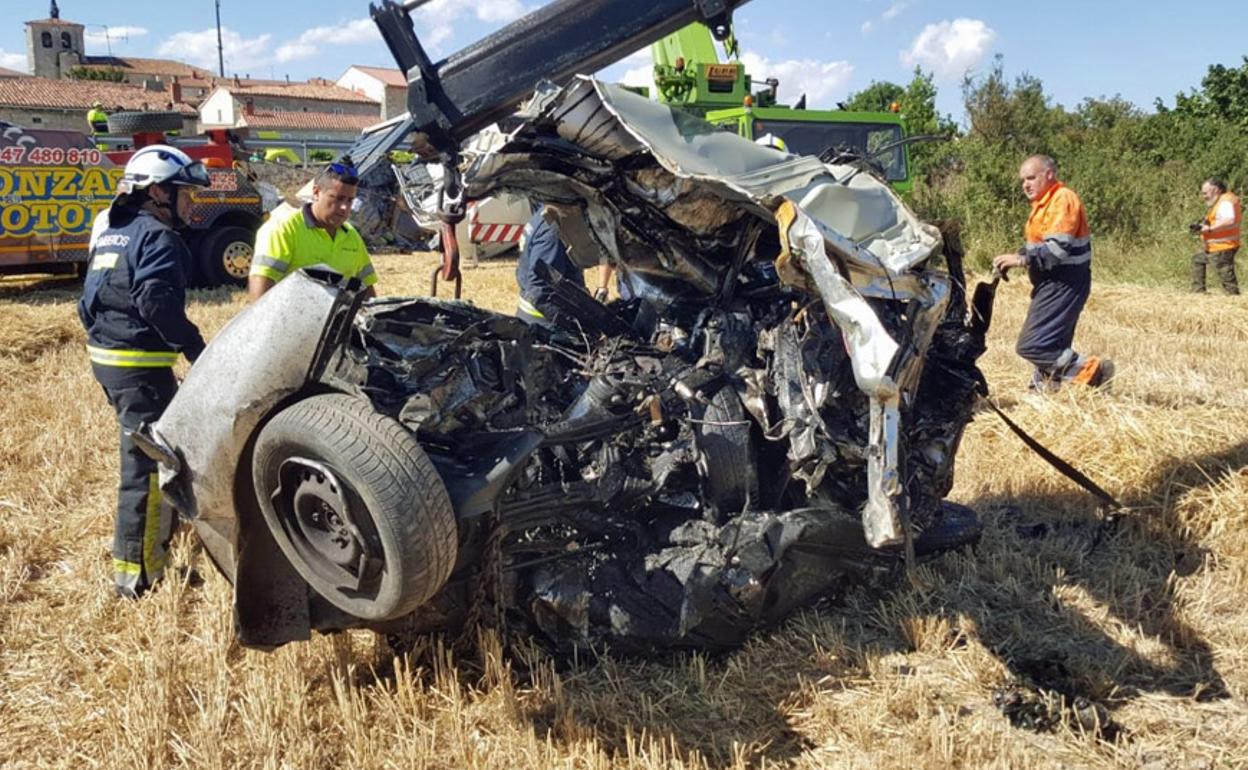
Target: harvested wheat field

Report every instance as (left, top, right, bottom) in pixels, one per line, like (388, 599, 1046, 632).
(2, 253, 1246, 770)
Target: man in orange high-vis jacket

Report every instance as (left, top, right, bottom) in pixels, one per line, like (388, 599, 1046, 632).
(1192, 178, 1240, 295)
(993, 155, 1113, 391)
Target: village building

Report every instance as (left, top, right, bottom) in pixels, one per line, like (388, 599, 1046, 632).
(336, 65, 408, 121)
(0, 76, 197, 132)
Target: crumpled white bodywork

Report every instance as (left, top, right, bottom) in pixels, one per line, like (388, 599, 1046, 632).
(457, 77, 951, 547)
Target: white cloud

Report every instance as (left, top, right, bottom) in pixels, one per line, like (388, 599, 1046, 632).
(739, 52, 854, 108)
(158, 27, 273, 74)
(275, 18, 378, 63)
(862, 1, 909, 35)
(83, 26, 148, 50)
(901, 18, 996, 79)
(881, 1, 908, 22)
(473, 0, 526, 23)
(0, 50, 26, 72)
(618, 65, 654, 92)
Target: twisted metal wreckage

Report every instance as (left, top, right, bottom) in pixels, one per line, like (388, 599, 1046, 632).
(143, 0, 990, 653)
(146, 78, 988, 652)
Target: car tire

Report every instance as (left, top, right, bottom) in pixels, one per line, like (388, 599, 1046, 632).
(913, 502, 982, 557)
(693, 386, 758, 518)
(195, 225, 254, 287)
(252, 394, 458, 621)
(105, 111, 185, 134)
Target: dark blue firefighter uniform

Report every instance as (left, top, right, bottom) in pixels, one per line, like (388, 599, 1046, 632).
(77, 208, 205, 597)
(516, 209, 586, 327)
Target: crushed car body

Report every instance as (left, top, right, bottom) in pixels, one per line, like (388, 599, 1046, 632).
(147, 76, 988, 652)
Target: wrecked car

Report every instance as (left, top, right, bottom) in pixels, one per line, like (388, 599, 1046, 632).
(145, 76, 987, 653)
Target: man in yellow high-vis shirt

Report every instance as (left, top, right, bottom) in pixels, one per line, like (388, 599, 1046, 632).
(248, 159, 377, 300)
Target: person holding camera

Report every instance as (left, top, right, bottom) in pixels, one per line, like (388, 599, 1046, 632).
(1190, 178, 1240, 295)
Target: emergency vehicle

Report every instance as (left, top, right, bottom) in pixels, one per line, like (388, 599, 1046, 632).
(0, 112, 263, 286)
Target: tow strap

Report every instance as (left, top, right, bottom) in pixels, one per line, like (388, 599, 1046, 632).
(964, 270, 1123, 547)
(978, 393, 1124, 551)
(977, 395, 1122, 510)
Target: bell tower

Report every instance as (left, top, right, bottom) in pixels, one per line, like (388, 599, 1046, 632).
(25, 1, 85, 79)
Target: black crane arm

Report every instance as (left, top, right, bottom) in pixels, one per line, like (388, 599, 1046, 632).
(369, 0, 753, 157)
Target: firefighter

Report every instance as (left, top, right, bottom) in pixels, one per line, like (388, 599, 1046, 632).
(248, 159, 376, 300)
(1191, 178, 1241, 295)
(516, 206, 594, 327)
(992, 154, 1113, 391)
(77, 145, 210, 599)
(87, 101, 108, 135)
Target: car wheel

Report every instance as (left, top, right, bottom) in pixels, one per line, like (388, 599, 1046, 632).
(693, 386, 758, 518)
(913, 502, 982, 557)
(195, 226, 254, 287)
(252, 394, 458, 621)
(105, 111, 185, 134)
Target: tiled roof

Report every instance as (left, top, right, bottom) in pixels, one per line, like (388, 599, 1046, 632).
(238, 110, 379, 132)
(0, 67, 30, 78)
(346, 65, 406, 88)
(80, 56, 214, 80)
(219, 82, 376, 104)
(0, 76, 197, 114)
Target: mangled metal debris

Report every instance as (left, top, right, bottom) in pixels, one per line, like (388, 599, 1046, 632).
(146, 76, 988, 652)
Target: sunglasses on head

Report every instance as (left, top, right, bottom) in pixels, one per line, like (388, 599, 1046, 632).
(327, 161, 357, 177)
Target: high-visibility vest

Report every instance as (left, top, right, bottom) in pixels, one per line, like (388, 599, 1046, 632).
(1023, 182, 1092, 267)
(1202, 192, 1241, 253)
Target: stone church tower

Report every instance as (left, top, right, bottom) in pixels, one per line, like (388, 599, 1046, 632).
(25, 1, 85, 79)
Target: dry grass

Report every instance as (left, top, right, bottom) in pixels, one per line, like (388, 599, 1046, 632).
(2, 254, 1247, 770)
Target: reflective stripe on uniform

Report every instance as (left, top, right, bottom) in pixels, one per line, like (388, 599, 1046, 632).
(91, 252, 120, 270)
(86, 345, 178, 368)
(142, 472, 169, 583)
(517, 296, 545, 318)
(113, 558, 143, 592)
(1029, 232, 1092, 265)
(251, 254, 290, 273)
(357, 263, 377, 285)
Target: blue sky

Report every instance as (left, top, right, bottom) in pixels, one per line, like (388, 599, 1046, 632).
(2, 1, 1240, 123)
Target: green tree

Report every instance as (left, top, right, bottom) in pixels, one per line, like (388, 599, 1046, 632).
(844, 68, 956, 175)
(1170, 56, 1248, 128)
(67, 67, 125, 82)
(842, 80, 904, 112)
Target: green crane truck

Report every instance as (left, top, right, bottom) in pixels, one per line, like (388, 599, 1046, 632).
(650, 23, 912, 192)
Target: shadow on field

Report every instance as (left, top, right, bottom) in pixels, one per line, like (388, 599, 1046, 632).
(952, 439, 1248, 709)
(358, 441, 1244, 767)
(0, 275, 81, 302)
(0, 277, 246, 306)
(515, 440, 1243, 763)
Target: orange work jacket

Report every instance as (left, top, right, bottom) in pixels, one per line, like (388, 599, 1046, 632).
(1023, 182, 1091, 268)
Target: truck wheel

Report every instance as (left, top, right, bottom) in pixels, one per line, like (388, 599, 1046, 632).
(252, 394, 458, 621)
(105, 111, 185, 134)
(195, 226, 254, 287)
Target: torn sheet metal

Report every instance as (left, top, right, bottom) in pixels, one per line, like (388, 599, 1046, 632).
(155, 73, 991, 652)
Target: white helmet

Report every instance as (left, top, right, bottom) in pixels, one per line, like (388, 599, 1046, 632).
(755, 133, 788, 153)
(118, 144, 210, 194)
